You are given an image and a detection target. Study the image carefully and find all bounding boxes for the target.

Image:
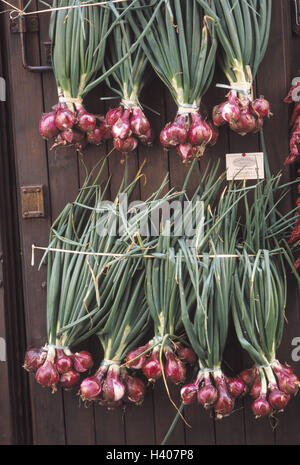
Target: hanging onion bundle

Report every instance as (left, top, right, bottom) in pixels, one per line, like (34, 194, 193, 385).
(283, 80, 300, 165)
(197, 0, 272, 136)
(126, 0, 218, 162)
(125, 235, 195, 387)
(39, 0, 113, 151)
(79, 267, 150, 408)
(125, 162, 225, 386)
(177, 184, 248, 419)
(233, 251, 300, 418)
(103, 8, 154, 155)
(230, 171, 300, 418)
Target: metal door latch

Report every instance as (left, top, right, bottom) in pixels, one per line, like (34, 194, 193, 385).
(9, 0, 52, 72)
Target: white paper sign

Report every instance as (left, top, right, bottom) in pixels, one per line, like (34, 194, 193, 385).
(226, 152, 265, 181)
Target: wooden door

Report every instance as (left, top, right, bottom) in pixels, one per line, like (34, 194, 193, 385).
(0, 0, 299, 445)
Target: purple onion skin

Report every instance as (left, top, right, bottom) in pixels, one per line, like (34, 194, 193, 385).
(239, 367, 258, 386)
(142, 349, 162, 382)
(55, 349, 73, 374)
(250, 376, 262, 399)
(80, 366, 107, 401)
(226, 377, 246, 398)
(212, 104, 227, 127)
(23, 347, 47, 372)
(176, 344, 197, 366)
(188, 113, 212, 146)
(164, 349, 186, 385)
(176, 143, 194, 163)
(125, 344, 150, 370)
(139, 128, 154, 147)
(39, 112, 60, 140)
(106, 106, 123, 127)
(60, 369, 80, 388)
(180, 384, 198, 405)
(35, 360, 59, 390)
(130, 107, 150, 136)
(87, 127, 103, 145)
(77, 110, 97, 133)
(252, 395, 271, 418)
(113, 136, 138, 153)
(197, 383, 219, 409)
(73, 351, 93, 373)
(102, 366, 125, 402)
(160, 124, 172, 148)
(213, 373, 235, 419)
(252, 97, 270, 118)
(112, 109, 131, 140)
(61, 128, 85, 144)
(125, 375, 146, 406)
(80, 376, 102, 401)
(55, 108, 76, 131)
(268, 386, 290, 410)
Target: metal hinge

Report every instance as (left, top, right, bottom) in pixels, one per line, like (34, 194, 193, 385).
(21, 185, 45, 219)
(10, 15, 39, 34)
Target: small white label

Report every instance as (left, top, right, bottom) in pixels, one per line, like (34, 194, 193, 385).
(226, 152, 265, 181)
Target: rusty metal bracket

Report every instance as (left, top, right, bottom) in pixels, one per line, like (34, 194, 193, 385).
(9, 0, 52, 72)
(21, 185, 45, 219)
(10, 14, 39, 34)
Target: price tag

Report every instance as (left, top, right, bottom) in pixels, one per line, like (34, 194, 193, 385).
(226, 152, 265, 181)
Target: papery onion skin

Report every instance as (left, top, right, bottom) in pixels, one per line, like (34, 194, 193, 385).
(73, 351, 93, 373)
(39, 112, 60, 140)
(252, 395, 271, 418)
(60, 369, 81, 388)
(23, 347, 47, 372)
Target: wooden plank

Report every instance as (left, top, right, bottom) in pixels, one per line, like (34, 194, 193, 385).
(2, 1, 66, 445)
(0, 233, 13, 445)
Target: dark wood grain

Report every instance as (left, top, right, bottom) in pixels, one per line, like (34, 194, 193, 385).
(1, 0, 299, 446)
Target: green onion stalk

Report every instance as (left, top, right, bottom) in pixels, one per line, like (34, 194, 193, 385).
(124, 229, 196, 389)
(197, 0, 272, 136)
(233, 251, 300, 419)
(103, 6, 154, 155)
(126, 0, 218, 162)
(79, 267, 152, 409)
(232, 174, 300, 418)
(124, 162, 226, 387)
(176, 182, 251, 419)
(39, 0, 114, 151)
(23, 159, 140, 392)
(22, 156, 171, 393)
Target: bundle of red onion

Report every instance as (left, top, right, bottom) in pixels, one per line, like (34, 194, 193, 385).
(233, 251, 300, 418)
(124, 228, 197, 387)
(39, 0, 115, 151)
(197, 0, 272, 136)
(177, 183, 248, 419)
(23, 345, 93, 392)
(283, 80, 300, 165)
(103, 13, 153, 154)
(23, 159, 150, 393)
(79, 270, 151, 409)
(126, 0, 218, 162)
